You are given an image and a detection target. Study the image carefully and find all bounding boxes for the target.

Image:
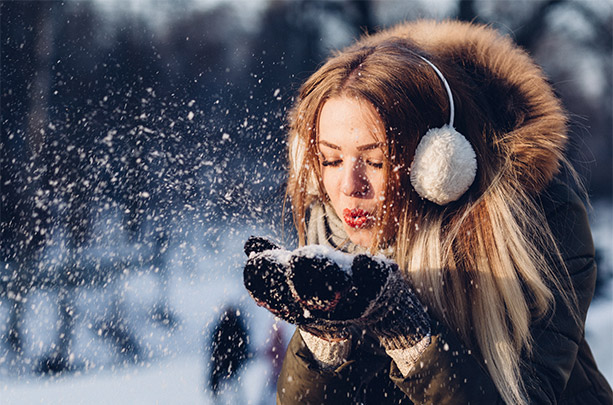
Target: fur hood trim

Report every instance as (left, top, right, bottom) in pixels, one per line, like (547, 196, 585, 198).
(369, 20, 568, 194)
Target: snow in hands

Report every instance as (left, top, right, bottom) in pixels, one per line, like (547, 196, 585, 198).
(242, 236, 399, 326)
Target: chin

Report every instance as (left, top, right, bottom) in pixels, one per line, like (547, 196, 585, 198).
(346, 229, 373, 248)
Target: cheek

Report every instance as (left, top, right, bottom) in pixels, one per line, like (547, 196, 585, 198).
(371, 172, 387, 198)
(321, 169, 339, 198)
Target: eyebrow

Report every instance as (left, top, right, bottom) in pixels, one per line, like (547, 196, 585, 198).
(318, 140, 384, 151)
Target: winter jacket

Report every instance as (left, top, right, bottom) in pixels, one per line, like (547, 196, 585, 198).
(276, 180, 613, 404)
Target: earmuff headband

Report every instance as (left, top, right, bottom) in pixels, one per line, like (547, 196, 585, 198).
(417, 56, 455, 127)
(409, 55, 477, 205)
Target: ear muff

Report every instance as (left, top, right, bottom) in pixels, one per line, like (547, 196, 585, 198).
(409, 56, 477, 205)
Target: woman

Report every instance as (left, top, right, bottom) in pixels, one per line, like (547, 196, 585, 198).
(243, 20, 612, 404)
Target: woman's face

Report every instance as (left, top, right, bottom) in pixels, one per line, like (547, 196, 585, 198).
(317, 96, 387, 248)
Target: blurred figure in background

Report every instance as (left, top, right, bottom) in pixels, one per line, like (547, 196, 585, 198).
(207, 306, 250, 401)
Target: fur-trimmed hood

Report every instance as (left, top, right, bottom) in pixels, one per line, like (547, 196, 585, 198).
(364, 20, 568, 195)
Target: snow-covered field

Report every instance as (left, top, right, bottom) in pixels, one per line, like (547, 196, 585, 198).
(0, 202, 611, 404)
(0, 344, 280, 405)
(0, 269, 289, 405)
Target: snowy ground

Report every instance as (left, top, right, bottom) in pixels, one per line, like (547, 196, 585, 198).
(1, 281, 611, 405)
(0, 353, 278, 405)
(0, 202, 611, 404)
(0, 270, 289, 405)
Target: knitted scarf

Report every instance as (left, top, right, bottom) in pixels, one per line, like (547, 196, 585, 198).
(305, 201, 394, 257)
(305, 201, 365, 254)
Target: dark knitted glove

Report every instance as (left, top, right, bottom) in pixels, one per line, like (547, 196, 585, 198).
(243, 236, 347, 339)
(243, 236, 431, 349)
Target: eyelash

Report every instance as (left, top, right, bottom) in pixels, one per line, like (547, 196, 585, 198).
(321, 160, 341, 167)
(321, 160, 383, 169)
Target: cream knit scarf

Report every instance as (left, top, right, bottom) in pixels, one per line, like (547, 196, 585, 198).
(305, 201, 367, 254)
(305, 200, 394, 257)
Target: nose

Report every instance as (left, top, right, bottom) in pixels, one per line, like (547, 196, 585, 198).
(340, 158, 370, 197)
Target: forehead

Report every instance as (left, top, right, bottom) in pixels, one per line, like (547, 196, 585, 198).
(318, 96, 385, 146)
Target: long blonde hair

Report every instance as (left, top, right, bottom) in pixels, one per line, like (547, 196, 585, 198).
(286, 20, 580, 405)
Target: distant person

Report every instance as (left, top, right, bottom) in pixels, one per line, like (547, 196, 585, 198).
(207, 307, 249, 398)
(242, 20, 613, 404)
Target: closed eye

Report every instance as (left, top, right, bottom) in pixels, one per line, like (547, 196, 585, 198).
(367, 161, 383, 169)
(321, 160, 342, 167)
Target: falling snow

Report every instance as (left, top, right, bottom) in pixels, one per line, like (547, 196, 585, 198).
(1, 0, 612, 403)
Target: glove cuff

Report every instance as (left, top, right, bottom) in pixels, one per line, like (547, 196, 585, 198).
(299, 328, 352, 370)
(385, 333, 432, 375)
(372, 276, 431, 351)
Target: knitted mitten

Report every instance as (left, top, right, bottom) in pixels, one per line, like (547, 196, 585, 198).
(243, 236, 348, 339)
(243, 236, 431, 351)
(291, 249, 431, 350)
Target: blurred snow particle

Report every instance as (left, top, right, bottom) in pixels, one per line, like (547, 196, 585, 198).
(187, 111, 194, 121)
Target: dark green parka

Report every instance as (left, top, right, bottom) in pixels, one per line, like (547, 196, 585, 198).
(276, 181, 612, 404)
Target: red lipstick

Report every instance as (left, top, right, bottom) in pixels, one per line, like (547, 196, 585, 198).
(343, 208, 373, 229)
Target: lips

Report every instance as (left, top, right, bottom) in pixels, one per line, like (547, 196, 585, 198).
(343, 208, 373, 229)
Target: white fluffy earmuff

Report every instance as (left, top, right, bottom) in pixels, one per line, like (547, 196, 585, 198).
(409, 56, 477, 205)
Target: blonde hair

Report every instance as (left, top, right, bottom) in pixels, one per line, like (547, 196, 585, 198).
(286, 21, 580, 405)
